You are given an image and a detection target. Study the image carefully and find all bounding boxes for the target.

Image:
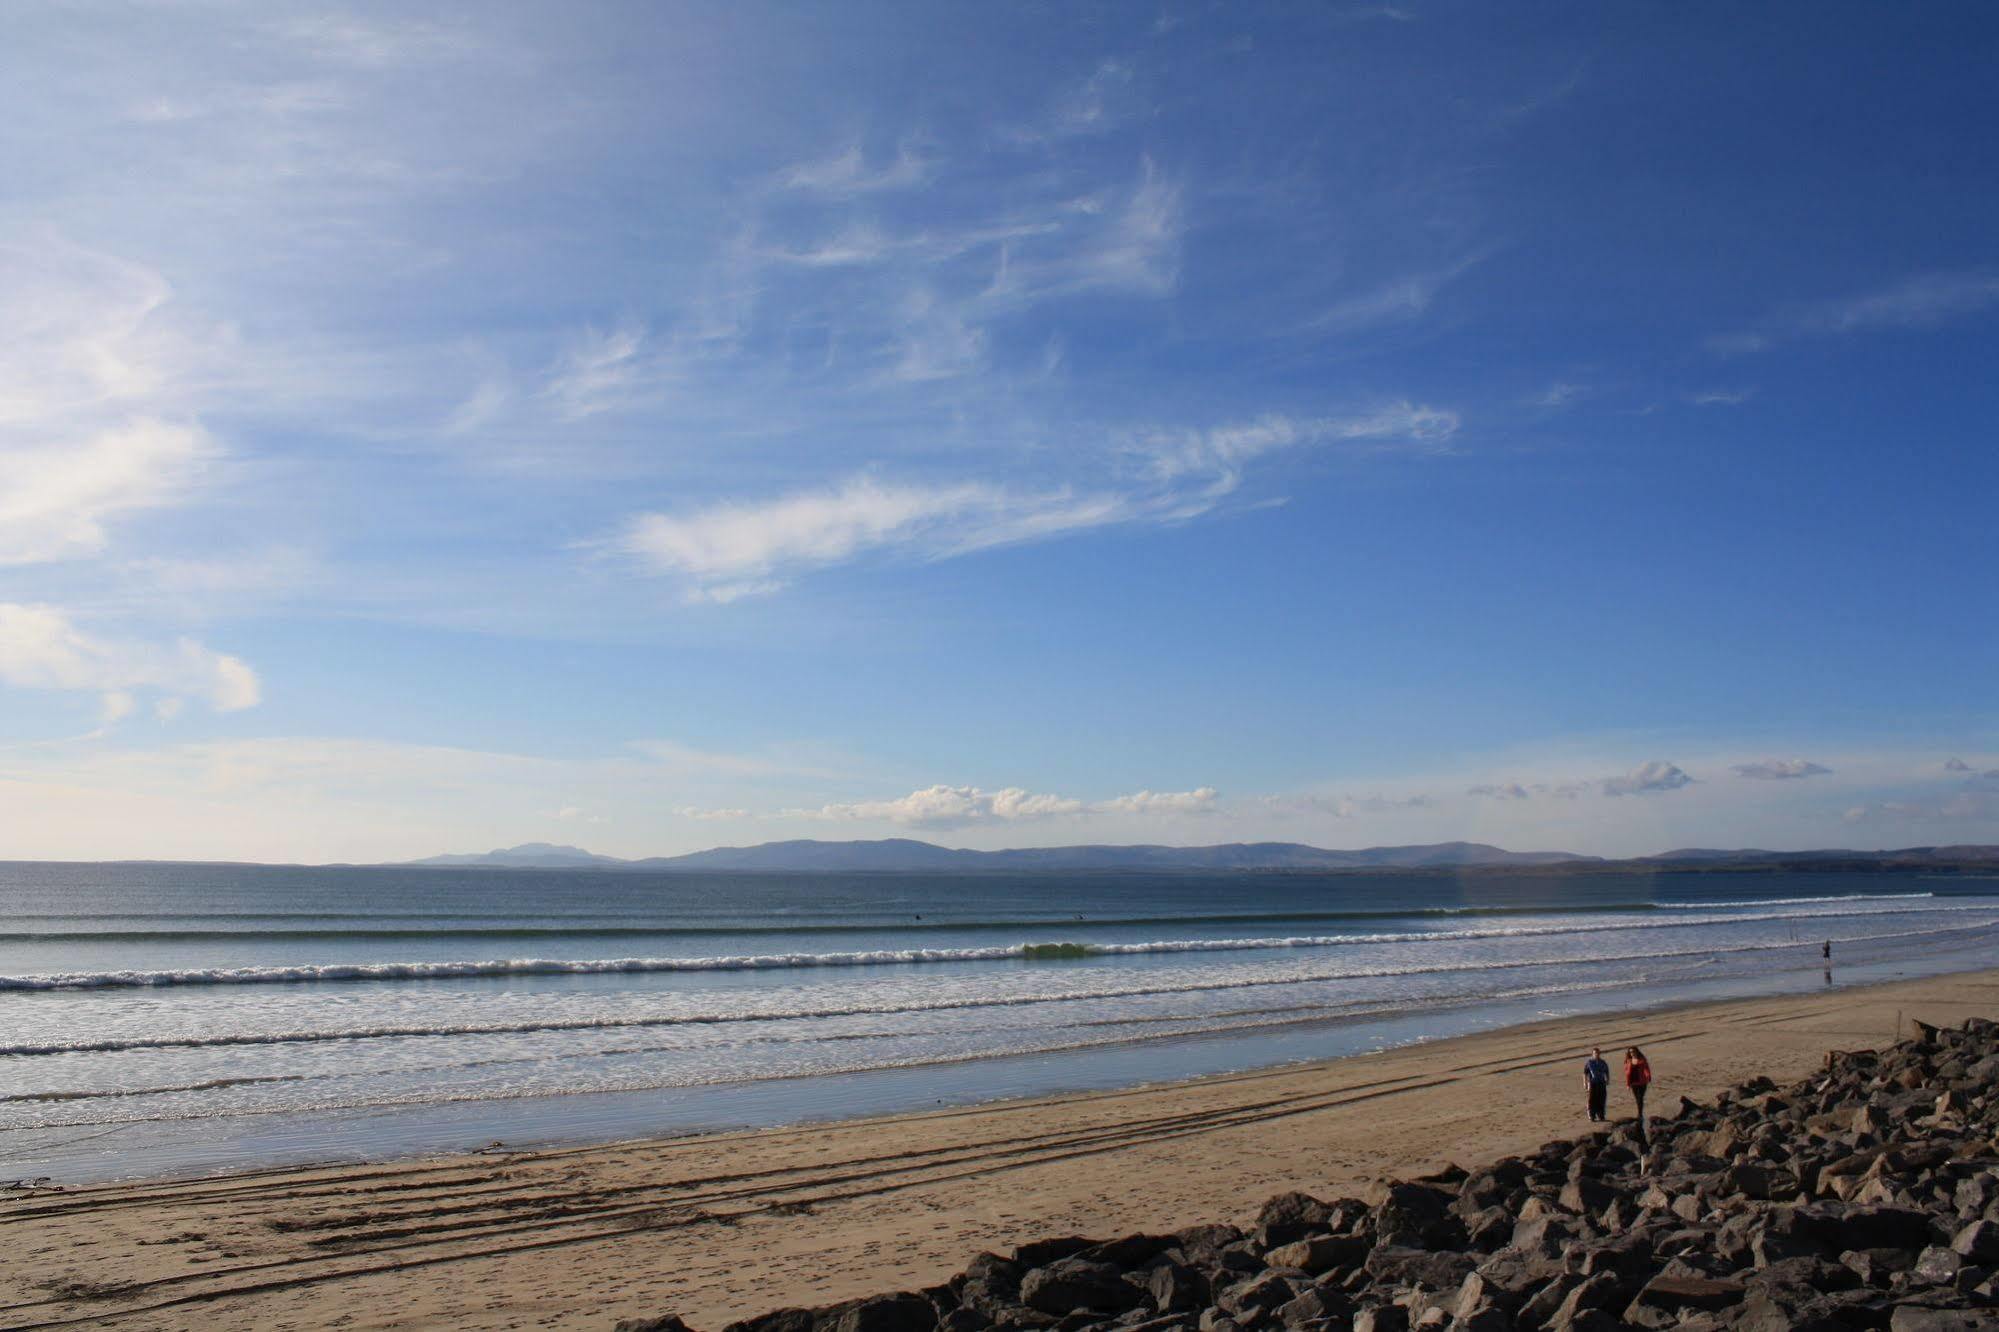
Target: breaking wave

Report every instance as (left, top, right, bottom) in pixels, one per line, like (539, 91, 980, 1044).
(0, 899, 1982, 993)
(4, 918, 1992, 1058)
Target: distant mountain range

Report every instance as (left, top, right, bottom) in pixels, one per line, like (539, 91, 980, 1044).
(395, 838, 1999, 874)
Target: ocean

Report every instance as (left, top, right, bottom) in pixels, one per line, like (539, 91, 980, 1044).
(4, 862, 1997, 1184)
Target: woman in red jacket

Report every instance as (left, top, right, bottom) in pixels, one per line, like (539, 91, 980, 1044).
(1624, 1046, 1653, 1143)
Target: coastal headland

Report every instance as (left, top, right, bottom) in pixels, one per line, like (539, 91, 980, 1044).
(2, 969, 1994, 1330)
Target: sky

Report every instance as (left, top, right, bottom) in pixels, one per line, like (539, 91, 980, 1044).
(1, 1, 1996, 863)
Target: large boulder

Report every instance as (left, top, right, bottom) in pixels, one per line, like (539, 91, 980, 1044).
(1018, 1260, 1145, 1317)
(1373, 1182, 1458, 1249)
(1252, 1193, 1334, 1249)
(1262, 1235, 1367, 1275)
(826, 1294, 940, 1332)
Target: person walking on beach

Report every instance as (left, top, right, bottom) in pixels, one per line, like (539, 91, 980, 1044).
(1624, 1045, 1653, 1145)
(1583, 1047, 1611, 1123)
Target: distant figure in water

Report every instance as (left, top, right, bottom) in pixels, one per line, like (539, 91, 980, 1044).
(1625, 1046, 1653, 1146)
(1583, 1046, 1611, 1123)
(1822, 940, 1832, 962)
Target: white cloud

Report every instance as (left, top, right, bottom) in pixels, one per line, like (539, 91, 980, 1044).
(0, 240, 221, 567)
(1531, 381, 1586, 409)
(617, 402, 1457, 600)
(1690, 388, 1753, 407)
(676, 805, 752, 821)
(1732, 758, 1831, 781)
(1600, 760, 1694, 797)
(542, 324, 655, 421)
(1714, 269, 1999, 353)
(0, 602, 260, 712)
(1843, 790, 1999, 825)
(795, 783, 1216, 828)
(1467, 779, 1589, 801)
(780, 142, 932, 195)
(1308, 261, 1476, 335)
(1096, 786, 1219, 815)
(621, 477, 999, 594)
(1132, 406, 1457, 483)
(0, 419, 212, 566)
(805, 784, 1084, 827)
(1086, 157, 1181, 296)
(1262, 791, 1427, 818)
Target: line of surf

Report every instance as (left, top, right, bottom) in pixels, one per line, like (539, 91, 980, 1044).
(2, 900, 1984, 992)
(0, 892, 1950, 943)
(4, 919, 1993, 1058)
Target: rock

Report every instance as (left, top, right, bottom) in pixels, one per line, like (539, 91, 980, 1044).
(1373, 1183, 1459, 1250)
(1363, 1245, 1476, 1291)
(1263, 1236, 1366, 1276)
(1952, 1218, 1999, 1262)
(1352, 1305, 1408, 1332)
(1083, 1236, 1174, 1269)
(1273, 1289, 1331, 1328)
(1796, 1202, 1939, 1254)
(1015, 1239, 1098, 1269)
(1253, 1194, 1333, 1249)
(1555, 1178, 1615, 1217)
(1731, 1289, 1846, 1332)
(1463, 1206, 1516, 1252)
(1020, 1261, 1146, 1317)
(1546, 1273, 1622, 1328)
(617, 1319, 696, 1332)
(724, 1311, 821, 1332)
(1172, 1225, 1245, 1267)
(1506, 1216, 1573, 1258)
(827, 1294, 941, 1332)
(1915, 1245, 1965, 1284)
(1840, 1246, 1915, 1285)
(942, 1310, 994, 1332)
(1146, 1263, 1208, 1315)
(1620, 1275, 1745, 1330)
(1217, 1271, 1296, 1317)
(1889, 1309, 1999, 1332)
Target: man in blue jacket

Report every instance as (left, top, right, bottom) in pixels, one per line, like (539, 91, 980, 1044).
(1583, 1047, 1611, 1122)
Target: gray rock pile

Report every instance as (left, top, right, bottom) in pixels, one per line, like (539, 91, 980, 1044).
(617, 1017, 1999, 1332)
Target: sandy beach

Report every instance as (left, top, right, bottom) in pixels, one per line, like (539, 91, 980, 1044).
(3, 968, 1995, 1332)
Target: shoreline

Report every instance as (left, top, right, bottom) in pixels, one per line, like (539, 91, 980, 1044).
(13, 936, 1992, 1190)
(3, 966, 1995, 1330)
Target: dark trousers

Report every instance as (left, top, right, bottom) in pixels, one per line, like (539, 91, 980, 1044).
(1632, 1084, 1648, 1146)
(1587, 1082, 1607, 1121)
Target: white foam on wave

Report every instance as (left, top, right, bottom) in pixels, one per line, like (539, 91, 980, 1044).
(1660, 891, 1935, 909)
(6, 916, 1994, 1059)
(0, 898, 1981, 994)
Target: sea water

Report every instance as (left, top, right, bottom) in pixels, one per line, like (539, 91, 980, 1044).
(3, 863, 1995, 1182)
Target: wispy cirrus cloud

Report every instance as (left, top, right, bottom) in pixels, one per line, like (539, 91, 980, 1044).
(779, 141, 933, 195)
(1732, 758, 1831, 781)
(616, 403, 1458, 600)
(1712, 269, 1999, 353)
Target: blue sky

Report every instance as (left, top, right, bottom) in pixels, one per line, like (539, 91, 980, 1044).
(1, 2, 1995, 861)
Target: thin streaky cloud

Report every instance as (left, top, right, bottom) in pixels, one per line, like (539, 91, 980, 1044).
(1712, 268, 1999, 353)
(615, 404, 1458, 600)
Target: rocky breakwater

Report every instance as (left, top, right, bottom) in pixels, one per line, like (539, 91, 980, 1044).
(618, 1018, 1999, 1332)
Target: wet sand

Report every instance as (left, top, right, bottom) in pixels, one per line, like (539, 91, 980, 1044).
(3, 968, 1994, 1332)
